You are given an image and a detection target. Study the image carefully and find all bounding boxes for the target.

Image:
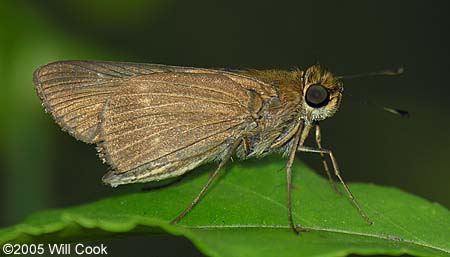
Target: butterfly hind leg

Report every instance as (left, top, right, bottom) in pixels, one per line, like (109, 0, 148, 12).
(170, 138, 242, 224)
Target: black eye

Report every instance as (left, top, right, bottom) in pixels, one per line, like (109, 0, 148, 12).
(305, 84, 329, 108)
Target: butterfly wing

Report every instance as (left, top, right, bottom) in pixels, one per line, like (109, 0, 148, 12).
(33, 60, 276, 186)
(99, 71, 278, 186)
(33, 60, 181, 143)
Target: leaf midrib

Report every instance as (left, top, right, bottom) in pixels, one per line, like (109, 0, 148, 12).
(181, 223, 450, 254)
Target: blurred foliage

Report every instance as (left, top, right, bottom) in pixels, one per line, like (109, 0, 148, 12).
(0, 0, 449, 256)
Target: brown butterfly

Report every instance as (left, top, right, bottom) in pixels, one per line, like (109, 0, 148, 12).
(33, 60, 397, 233)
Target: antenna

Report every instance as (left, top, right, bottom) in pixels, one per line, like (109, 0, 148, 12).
(344, 92, 410, 118)
(340, 66, 409, 118)
(336, 67, 404, 80)
(383, 107, 410, 118)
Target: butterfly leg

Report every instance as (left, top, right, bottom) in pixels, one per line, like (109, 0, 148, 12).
(171, 139, 242, 224)
(314, 125, 341, 195)
(242, 136, 251, 157)
(286, 124, 306, 235)
(297, 145, 373, 225)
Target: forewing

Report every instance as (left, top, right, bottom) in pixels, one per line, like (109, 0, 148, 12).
(99, 72, 276, 186)
(32, 60, 184, 143)
(33, 60, 277, 186)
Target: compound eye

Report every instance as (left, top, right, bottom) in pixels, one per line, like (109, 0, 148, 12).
(305, 84, 329, 108)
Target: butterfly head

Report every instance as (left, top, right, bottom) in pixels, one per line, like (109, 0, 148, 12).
(300, 65, 343, 123)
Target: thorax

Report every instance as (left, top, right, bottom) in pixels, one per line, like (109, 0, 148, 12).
(239, 74, 305, 158)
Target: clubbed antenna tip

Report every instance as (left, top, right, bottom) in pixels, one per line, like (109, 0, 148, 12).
(383, 107, 410, 118)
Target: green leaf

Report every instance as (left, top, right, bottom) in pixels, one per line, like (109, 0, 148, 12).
(1, 157, 449, 257)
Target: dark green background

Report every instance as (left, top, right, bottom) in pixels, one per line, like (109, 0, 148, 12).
(1, 1, 449, 256)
